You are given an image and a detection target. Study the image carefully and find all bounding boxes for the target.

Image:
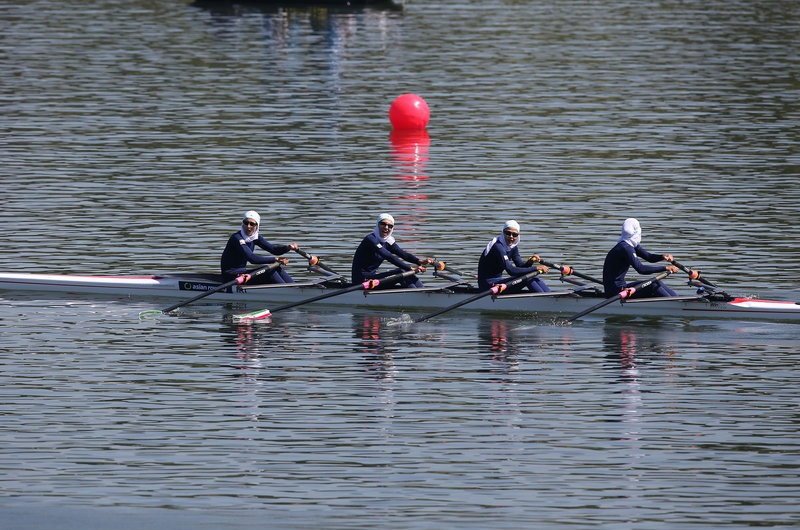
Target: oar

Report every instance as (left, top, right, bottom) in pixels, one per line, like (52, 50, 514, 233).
(564, 271, 671, 323)
(294, 247, 338, 276)
(232, 268, 421, 322)
(138, 262, 281, 318)
(538, 259, 602, 285)
(433, 260, 466, 277)
(415, 269, 541, 323)
(670, 259, 716, 287)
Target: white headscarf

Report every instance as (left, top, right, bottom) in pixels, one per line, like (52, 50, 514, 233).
(484, 220, 521, 255)
(240, 210, 261, 243)
(618, 218, 642, 247)
(373, 213, 396, 245)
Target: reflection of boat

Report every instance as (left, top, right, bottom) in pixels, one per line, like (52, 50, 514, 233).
(191, 0, 404, 14)
(2, 271, 800, 322)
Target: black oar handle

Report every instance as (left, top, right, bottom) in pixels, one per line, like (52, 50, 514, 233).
(539, 259, 602, 285)
(670, 259, 716, 287)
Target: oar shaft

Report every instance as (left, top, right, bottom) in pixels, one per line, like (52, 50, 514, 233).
(671, 260, 716, 287)
(539, 259, 602, 285)
(295, 247, 338, 275)
(160, 262, 279, 313)
(415, 289, 494, 323)
(264, 268, 419, 315)
(565, 271, 669, 322)
(416, 269, 540, 323)
(433, 260, 465, 277)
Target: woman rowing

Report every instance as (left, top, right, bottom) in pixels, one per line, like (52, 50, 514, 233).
(351, 213, 434, 288)
(220, 210, 308, 284)
(602, 218, 679, 298)
(477, 220, 550, 292)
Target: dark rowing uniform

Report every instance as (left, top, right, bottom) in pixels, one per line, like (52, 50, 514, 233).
(602, 241, 675, 298)
(351, 232, 423, 288)
(220, 230, 294, 284)
(477, 238, 550, 293)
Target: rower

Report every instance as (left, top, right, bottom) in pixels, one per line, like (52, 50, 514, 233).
(351, 213, 434, 289)
(477, 220, 550, 293)
(602, 218, 679, 298)
(220, 210, 314, 285)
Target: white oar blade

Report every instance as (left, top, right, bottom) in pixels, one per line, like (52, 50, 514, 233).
(232, 308, 272, 323)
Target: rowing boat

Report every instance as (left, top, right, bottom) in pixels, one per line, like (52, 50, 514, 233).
(1, 271, 799, 322)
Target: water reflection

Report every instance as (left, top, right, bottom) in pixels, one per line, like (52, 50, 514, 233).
(193, 0, 403, 60)
(602, 323, 678, 379)
(193, 0, 403, 16)
(389, 128, 431, 244)
(353, 314, 397, 381)
(390, 129, 430, 185)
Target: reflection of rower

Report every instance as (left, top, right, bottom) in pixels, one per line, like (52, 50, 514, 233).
(192, 0, 404, 16)
(354, 315, 396, 382)
(478, 318, 522, 371)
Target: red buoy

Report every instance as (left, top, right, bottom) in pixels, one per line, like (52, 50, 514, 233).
(389, 94, 430, 130)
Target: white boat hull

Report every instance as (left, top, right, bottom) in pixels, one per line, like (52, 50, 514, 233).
(1, 272, 799, 321)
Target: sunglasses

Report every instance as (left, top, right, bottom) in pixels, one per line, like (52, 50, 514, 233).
(503, 230, 519, 237)
(379, 222, 394, 229)
(243, 220, 258, 227)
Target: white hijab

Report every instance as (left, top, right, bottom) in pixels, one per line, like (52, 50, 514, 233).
(240, 228, 259, 243)
(618, 218, 642, 247)
(484, 220, 520, 255)
(373, 213, 396, 245)
(240, 210, 261, 243)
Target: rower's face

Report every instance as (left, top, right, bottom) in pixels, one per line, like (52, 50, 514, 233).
(378, 220, 393, 238)
(242, 218, 258, 236)
(503, 228, 519, 245)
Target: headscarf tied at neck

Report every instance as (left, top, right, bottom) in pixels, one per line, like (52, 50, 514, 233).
(240, 210, 261, 243)
(373, 213, 396, 245)
(618, 218, 642, 247)
(484, 220, 521, 255)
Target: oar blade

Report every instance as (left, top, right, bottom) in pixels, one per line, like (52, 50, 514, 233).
(232, 308, 272, 323)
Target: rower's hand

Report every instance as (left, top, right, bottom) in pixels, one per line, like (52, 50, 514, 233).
(276, 257, 289, 266)
(288, 243, 299, 251)
(664, 253, 674, 262)
(666, 265, 679, 274)
(525, 254, 541, 267)
(419, 257, 434, 266)
(416, 265, 428, 274)
(537, 265, 549, 274)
